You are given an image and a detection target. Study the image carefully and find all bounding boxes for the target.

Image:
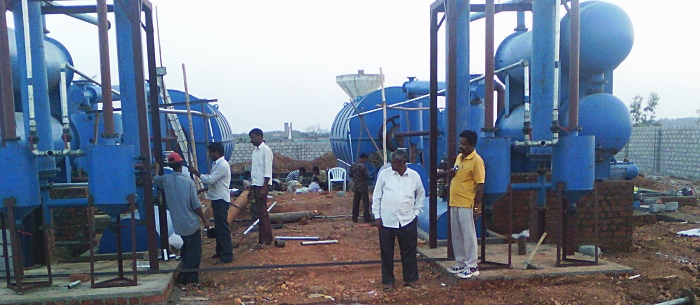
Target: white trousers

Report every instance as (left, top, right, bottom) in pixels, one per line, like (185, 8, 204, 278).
(450, 206, 478, 268)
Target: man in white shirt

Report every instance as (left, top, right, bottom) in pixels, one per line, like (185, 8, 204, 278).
(189, 142, 233, 264)
(372, 149, 425, 291)
(248, 128, 274, 249)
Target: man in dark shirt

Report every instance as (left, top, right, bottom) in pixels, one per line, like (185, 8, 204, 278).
(350, 154, 371, 223)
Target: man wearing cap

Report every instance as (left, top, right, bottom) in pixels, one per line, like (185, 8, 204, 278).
(154, 152, 210, 285)
(189, 142, 233, 264)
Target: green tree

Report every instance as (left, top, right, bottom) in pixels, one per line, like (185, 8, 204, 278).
(629, 92, 660, 126)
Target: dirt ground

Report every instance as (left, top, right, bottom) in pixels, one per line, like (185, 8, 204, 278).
(170, 175, 700, 305)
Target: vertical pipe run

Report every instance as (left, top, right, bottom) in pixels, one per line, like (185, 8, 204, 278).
(144, 7, 170, 260)
(429, 4, 439, 249)
(0, 0, 17, 143)
(568, 0, 580, 130)
(530, 0, 556, 143)
(18, 0, 37, 150)
(484, 0, 495, 130)
(59, 68, 71, 150)
(97, 0, 115, 136)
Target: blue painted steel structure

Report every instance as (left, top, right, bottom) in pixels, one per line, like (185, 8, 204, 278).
(0, 0, 236, 278)
(330, 0, 636, 242)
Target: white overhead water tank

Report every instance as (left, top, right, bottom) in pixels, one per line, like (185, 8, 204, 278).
(335, 70, 383, 100)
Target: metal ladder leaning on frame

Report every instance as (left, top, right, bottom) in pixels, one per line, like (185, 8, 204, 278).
(155, 66, 205, 190)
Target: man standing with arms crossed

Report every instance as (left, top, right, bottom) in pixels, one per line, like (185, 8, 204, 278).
(372, 150, 425, 291)
(447, 130, 485, 279)
(189, 142, 233, 264)
(248, 128, 274, 249)
(155, 152, 210, 284)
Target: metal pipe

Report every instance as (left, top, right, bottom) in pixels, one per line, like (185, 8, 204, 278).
(64, 64, 121, 96)
(568, 0, 580, 130)
(551, 0, 562, 142)
(0, 0, 18, 143)
(31, 149, 85, 157)
(97, 0, 115, 136)
(44, 1, 109, 28)
(49, 182, 89, 188)
(495, 81, 505, 114)
(394, 130, 430, 137)
(484, 0, 495, 130)
(59, 66, 71, 150)
(522, 64, 531, 142)
(20, 0, 38, 151)
(429, 0, 440, 250)
(243, 202, 277, 235)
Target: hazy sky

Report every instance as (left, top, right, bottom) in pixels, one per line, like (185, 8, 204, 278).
(11, 0, 700, 132)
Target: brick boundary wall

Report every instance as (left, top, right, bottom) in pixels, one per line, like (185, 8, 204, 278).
(491, 175, 634, 253)
(228, 140, 332, 164)
(617, 125, 700, 181)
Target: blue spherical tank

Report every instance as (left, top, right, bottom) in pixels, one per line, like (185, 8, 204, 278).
(8, 28, 74, 99)
(166, 90, 235, 173)
(0, 147, 41, 220)
(559, 93, 632, 159)
(88, 145, 136, 218)
(560, 1, 634, 73)
(331, 87, 417, 174)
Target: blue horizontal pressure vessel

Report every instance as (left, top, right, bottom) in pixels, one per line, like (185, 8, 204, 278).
(88, 145, 136, 218)
(560, 1, 634, 73)
(559, 93, 633, 160)
(7, 28, 74, 99)
(0, 147, 41, 221)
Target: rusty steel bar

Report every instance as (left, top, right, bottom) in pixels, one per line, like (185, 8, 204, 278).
(0, 0, 18, 143)
(568, 0, 580, 129)
(97, 0, 115, 136)
(429, 1, 441, 249)
(144, 6, 170, 260)
(484, 0, 495, 129)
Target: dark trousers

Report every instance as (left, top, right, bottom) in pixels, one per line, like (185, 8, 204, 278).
(352, 186, 371, 223)
(212, 199, 233, 262)
(249, 187, 273, 245)
(176, 229, 202, 284)
(379, 218, 419, 285)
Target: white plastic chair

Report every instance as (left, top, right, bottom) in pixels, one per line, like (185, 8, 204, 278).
(327, 167, 347, 192)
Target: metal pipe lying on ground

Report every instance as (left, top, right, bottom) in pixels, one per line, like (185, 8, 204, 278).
(275, 236, 320, 241)
(301, 240, 338, 245)
(243, 202, 277, 235)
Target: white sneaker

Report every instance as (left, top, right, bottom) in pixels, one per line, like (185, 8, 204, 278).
(456, 267, 480, 279)
(448, 265, 465, 274)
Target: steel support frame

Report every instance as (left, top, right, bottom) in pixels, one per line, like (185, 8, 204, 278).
(478, 185, 513, 270)
(89, 195, 138, 288)
(1, 198, 53, 293)
(555, 182, 599, 267)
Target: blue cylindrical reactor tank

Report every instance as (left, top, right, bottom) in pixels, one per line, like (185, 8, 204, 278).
(0, 147, 41, 221)
(166, 90, 235, 173)
(552, 135, 595, 209)
(88, 145, 136, 218)
(330, 87, 436, 175)
(560, 1, 634, 73)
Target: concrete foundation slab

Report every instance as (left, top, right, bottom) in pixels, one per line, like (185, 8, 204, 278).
(418, 243, 634, 288)
(0, 260, 180, 305)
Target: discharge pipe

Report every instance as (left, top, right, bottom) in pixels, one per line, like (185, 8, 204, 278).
(567, 0, 581, 133)
(20, 0, 38, 152)
(97, 0, 116, 137)
(513, 64, 559, 148)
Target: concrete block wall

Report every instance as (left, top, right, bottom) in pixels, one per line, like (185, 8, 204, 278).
(229, 140, 332, 164)
(618, 125, 700, 180)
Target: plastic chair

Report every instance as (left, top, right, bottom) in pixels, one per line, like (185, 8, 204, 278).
(327, 167, 347, 192)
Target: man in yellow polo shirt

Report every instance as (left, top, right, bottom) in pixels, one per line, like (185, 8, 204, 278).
(447, 130, 485, 279)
